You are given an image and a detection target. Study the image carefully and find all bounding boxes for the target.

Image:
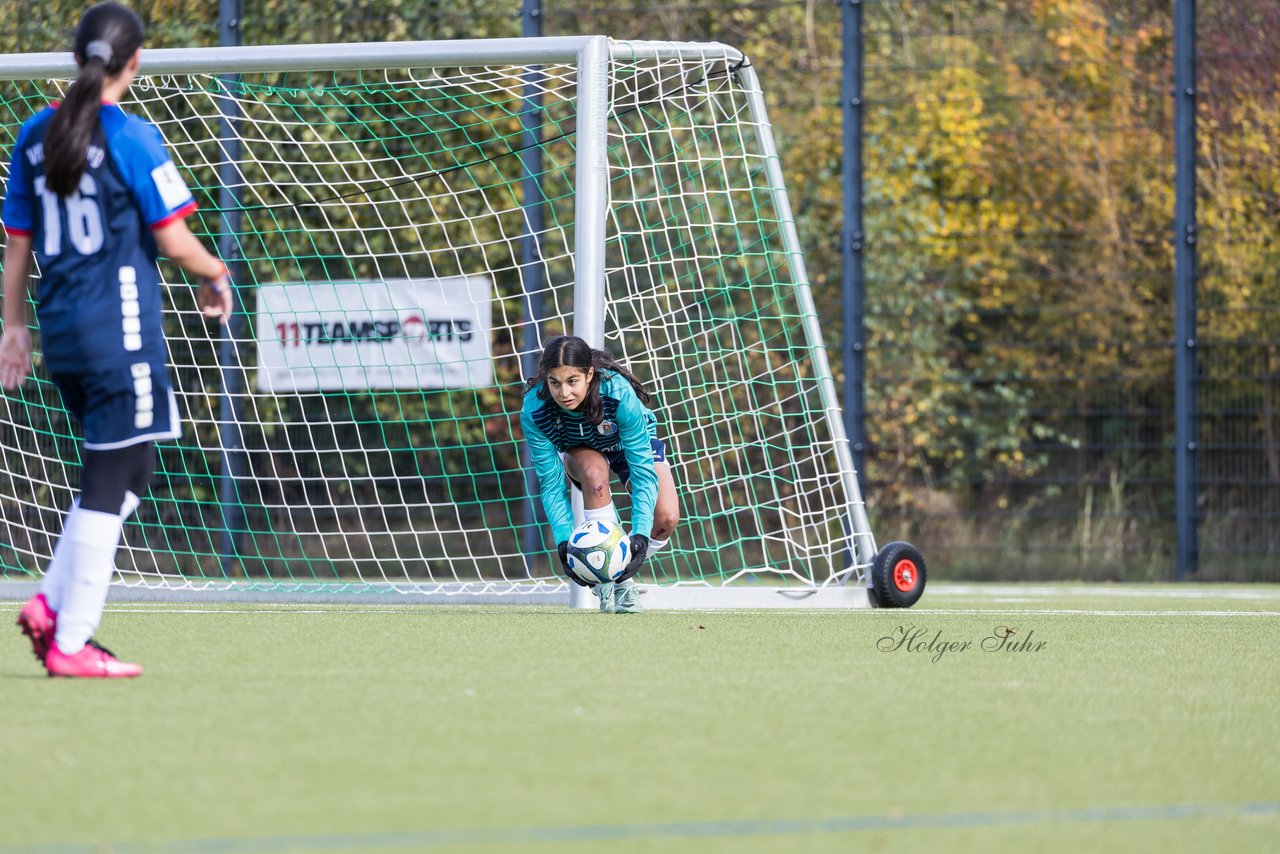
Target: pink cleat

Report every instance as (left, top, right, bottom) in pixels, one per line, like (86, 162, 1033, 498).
(45, 640, 142, 679)
(17, 593, 56, 664)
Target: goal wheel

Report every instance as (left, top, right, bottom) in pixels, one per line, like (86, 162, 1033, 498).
(870, 541, 926, 608)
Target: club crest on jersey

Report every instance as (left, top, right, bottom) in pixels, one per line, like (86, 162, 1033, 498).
(597, 420, 617, 436)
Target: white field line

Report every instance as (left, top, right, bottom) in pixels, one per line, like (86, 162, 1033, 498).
(917, 608, 1280, 617)
(930, 585, 1280, 601)
(100, 606, 447, 614)
(92, 605, 1280, 618)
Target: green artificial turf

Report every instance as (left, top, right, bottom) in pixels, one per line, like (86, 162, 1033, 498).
(1, 585, 1278, 853)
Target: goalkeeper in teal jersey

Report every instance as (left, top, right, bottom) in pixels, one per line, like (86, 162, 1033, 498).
(521, 335, 679, 613)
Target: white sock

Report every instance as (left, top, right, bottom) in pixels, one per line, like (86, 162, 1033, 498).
(43, 492, 139, 614)
(583, 502, 620, 527)
(53, 507, 124, 655)
(645, 537, 669, 559)
(41, 500, 80, 612)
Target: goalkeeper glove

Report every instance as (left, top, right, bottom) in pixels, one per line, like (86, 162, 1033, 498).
(617, 533, 650, 582)
(556, 541, 595, 587)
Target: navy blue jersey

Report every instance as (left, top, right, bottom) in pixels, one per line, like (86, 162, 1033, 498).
(3, 103, 197, 373)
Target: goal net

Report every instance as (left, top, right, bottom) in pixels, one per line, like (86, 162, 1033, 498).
(0, 38, 874, 607)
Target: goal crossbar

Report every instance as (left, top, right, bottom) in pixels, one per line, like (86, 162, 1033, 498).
(0, 38, 746, 79)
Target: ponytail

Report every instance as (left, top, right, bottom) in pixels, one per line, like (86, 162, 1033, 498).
(45, 60, 107, 196)
(45, 3, 145, 196)
(526, 335, 652, 425)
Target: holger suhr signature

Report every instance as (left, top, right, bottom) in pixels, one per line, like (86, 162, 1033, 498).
(877, 625, 1047, 663)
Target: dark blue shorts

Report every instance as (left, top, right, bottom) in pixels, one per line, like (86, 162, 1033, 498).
(565, 438, 668, 490)
(51, 361, 181, 450)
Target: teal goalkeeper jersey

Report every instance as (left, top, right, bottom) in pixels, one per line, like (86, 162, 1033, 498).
(520, 371, 660, 544)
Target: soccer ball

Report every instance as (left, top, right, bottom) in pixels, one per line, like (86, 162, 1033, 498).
(566, 520, 631, 585)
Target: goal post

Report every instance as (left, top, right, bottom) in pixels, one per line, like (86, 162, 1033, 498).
(0, 37, 899, 609)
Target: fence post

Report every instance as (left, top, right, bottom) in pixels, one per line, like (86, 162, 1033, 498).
(217, 0, 247, 575)
(1174, 0, 1198, 579)
(841, 0, 866, 493)
(519, 0, 546, 576)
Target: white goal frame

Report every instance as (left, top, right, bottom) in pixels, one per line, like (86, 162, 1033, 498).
(0, 36, 878, 609)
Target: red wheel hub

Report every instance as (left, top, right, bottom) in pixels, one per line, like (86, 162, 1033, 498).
(893, 559, 918, 593)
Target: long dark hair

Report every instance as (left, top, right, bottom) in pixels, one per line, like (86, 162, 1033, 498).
(526, 335, 652, 425)
(45, 2, 144, 196)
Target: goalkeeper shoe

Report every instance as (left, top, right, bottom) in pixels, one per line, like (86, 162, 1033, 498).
(613, 580, 643, 614)
(45, 640, 142, 679)
(595, 582, 617, 614)
(17, 593, 56, 664)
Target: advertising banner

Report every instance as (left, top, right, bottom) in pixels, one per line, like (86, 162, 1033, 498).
(256, 277, 492, 391)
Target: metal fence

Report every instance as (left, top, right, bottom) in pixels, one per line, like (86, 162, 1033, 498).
(851, 1, 1277, 582)
(0, 0, 1275, 582)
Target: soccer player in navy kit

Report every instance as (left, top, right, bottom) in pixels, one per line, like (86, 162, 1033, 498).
(1, 2, 231, 677)
(521, 335, 679, 613)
